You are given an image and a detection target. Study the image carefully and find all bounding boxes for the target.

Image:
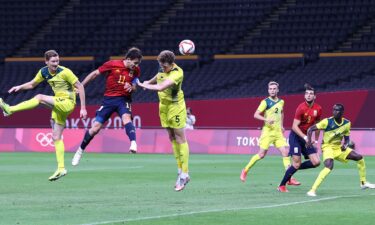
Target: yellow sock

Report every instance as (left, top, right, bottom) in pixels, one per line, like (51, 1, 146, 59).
(179, 142, 190, 173)
(244, 154, 261, 172)
(172, 140, 182, 171)
(357, 159, 367, 184)
(311, 167, 331, 191)
(10, 97, 39, 113)
(54, 140, 65, 169)
(282, 157, 291, 170)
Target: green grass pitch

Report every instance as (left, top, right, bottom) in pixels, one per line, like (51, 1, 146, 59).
(0, 153, 374, 225)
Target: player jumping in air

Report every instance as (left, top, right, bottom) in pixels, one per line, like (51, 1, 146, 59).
(137, 50, 190, 191)
(72, 47, 142, 166)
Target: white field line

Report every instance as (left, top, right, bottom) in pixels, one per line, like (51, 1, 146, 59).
(82, 193, 374, 225)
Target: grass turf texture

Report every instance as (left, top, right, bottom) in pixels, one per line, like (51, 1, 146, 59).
(0, 153, 374, 225)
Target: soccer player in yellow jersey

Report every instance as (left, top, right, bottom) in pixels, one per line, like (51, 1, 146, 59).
(137, 50, 190, 191)
(0, 50, 87, 181)
(240, 81, 300, 185)
(306, 103, 375, 196)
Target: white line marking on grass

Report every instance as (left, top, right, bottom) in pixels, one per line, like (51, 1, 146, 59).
(83, 194, 374, 225)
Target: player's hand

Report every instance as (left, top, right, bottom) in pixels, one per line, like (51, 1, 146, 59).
(80, 108, 87, 120)
(266, 118, 275, 125)
(8, 86, 21, 93)
(124, 82, 132, 92)
(136, 80, 147, 90)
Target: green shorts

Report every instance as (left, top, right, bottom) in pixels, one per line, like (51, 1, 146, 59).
(322, 144, 352, 163)
(52, 97, 75, 126)
(259, 128, 287, 150)
(159, 100, 186, 129)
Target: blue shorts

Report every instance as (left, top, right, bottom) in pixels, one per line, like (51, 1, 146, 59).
(95, 96, 132, 124)
(288, 131, 316, 158)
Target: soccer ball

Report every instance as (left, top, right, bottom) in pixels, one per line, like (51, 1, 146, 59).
(179, 40, 195, 55)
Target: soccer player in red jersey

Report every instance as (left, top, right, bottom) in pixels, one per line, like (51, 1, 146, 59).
(72, 47, 142, 166)
(278, 84, 322, 192)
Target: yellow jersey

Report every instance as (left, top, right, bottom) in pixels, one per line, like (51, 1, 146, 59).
(316, 117, 351, 147)
(157, 63, 184, 104)
(33, 66, 78, 103)
(257, 97, 284, 130)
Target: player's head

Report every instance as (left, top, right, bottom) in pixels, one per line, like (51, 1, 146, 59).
(304, 83, 316, 104)
(124, 47, 142, 69)
(333, 103, 344, 119)
(44, 50, 59, 72)
(268, 81, 279, 97)
(157, 50, 175, 73)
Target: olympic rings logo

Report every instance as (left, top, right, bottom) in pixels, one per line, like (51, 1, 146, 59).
(35, 133, 64, 147)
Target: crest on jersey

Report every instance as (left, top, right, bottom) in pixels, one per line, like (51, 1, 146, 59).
(313, 110, 317, 117)
(115, 69, 120, 73)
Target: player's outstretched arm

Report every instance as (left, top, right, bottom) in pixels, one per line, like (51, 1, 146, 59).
(81, 69, 100, 87)
(306, 125, 318, 147)
(8, 80, 39, 93)
(74, 81, 87, 119)
(137, 78, 173, 91)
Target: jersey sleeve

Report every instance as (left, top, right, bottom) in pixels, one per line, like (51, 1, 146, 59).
(98, 61, 114, 74)
(32, 69, 45, 83)
(62, 68, 79, 85)
(168, 69, 183, 85)
(316, 118, 328, 130)
(344, 121, 351, 136)
(294, 105, 304, 121)
(257, 100, 267, 112)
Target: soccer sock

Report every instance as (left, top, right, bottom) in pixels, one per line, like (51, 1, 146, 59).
(311, 167, 331, 191)
(179, 142, 190, 174)
(80, 130, 94, 150)
(54, 140, 65, 169)
(282, 157, 291, 170)
(124, 122, 136, 141)
(299, 160, 315, 170)
(9, 97, 39, 113)
(244, 154, 261, 172)
(357, 159, 367, 184)
(172, 140, 182, 170)
(280, 166, 298, 186)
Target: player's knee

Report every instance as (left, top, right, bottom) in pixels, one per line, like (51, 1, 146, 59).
(324, 159, 334, 170)
(34, 94, 43, 101)
(122, 115, 132, 124)
(312, 160, 320, 167)
(292, 161, 301, 169)
(258, 153, 266, 159)
(52, 134, 62, 141)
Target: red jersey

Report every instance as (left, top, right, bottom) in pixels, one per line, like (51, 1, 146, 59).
(294, 101, 322, 134)
(98, 60, 140, 97)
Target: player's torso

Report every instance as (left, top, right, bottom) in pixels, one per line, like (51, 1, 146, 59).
(104, 61, 138, 97)
(157, 64, 184, 103)
(322, 117, 350, 146)
(298, 102, 322, 134)
(261, 97, 284, 130)
(42, 67, 75, 101)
